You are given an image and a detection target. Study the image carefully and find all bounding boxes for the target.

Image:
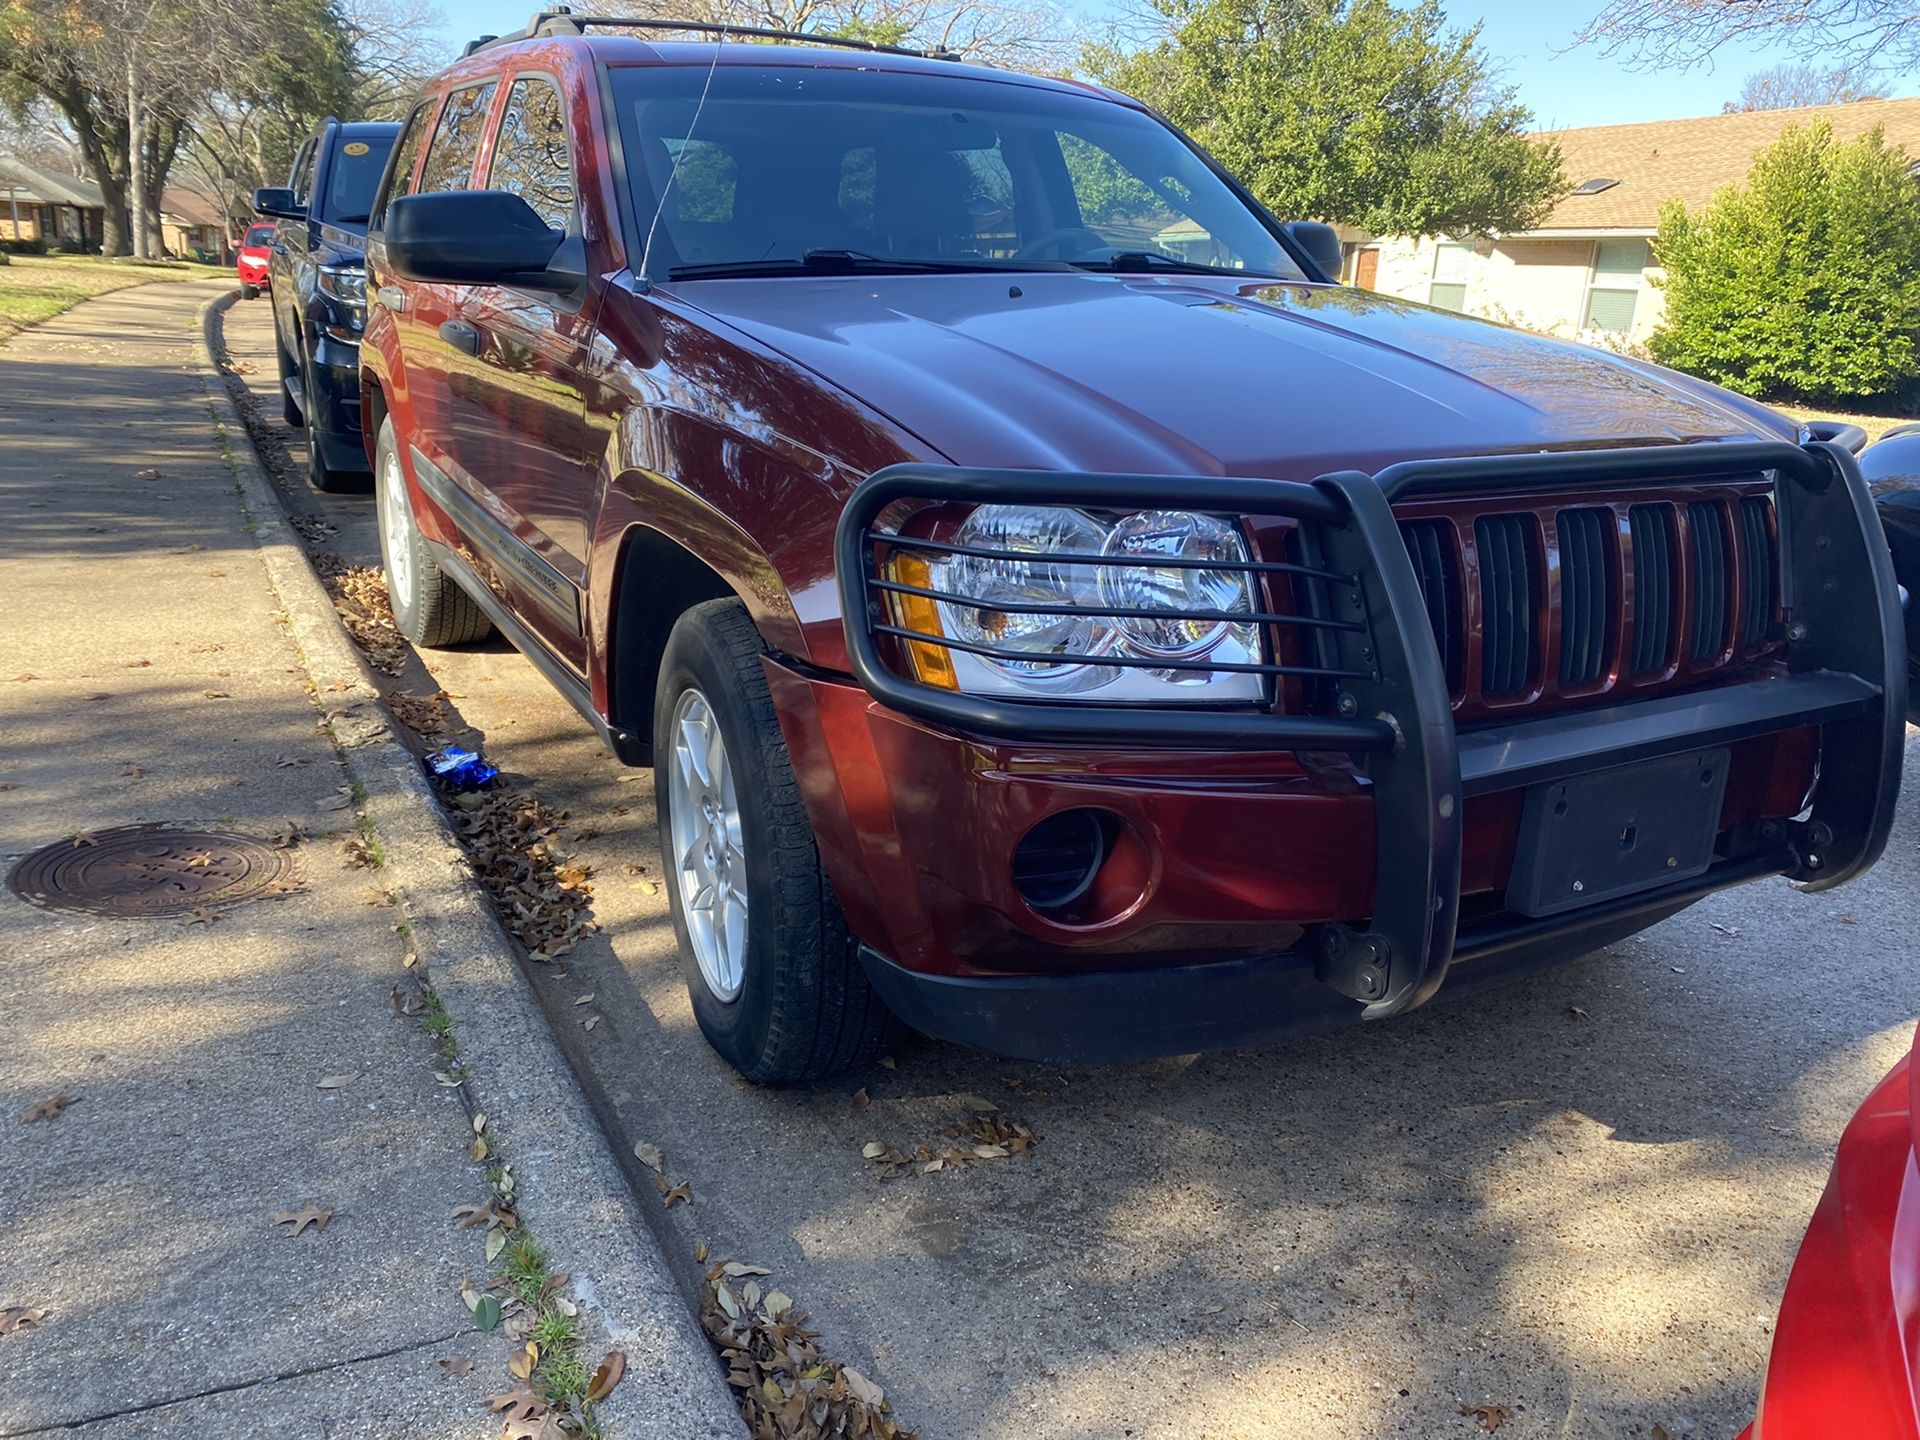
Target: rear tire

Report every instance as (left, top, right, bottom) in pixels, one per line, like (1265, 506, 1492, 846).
(654, 598, 899, 1083)
(374, 418, 491, 648)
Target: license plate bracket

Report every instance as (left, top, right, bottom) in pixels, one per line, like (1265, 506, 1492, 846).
(1505, 747, 1731, 918)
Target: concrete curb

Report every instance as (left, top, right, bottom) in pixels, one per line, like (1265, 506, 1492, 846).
(191, 292, 743, 1439)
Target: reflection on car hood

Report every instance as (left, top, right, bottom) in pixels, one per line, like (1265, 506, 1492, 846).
(672, 273, 1794, 477)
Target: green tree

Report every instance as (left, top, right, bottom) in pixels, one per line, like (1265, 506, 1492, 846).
(1084, 0, 1564, 236)
(1650, 122, 1920, 404)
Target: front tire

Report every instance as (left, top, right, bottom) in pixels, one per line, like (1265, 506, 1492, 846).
(272, 324, 303, 428)
(374, 418, 491, 648)
(654, 599, 897, 1083)
(241, 283, 259, 301)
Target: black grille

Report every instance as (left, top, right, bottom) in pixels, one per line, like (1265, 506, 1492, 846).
(1475, 514, 1535, 697)
(1399, 519, 1461, 688)
(1688, 501, 1731, 661)
(1556, 508, 1613, 687)
(1628, 503, 1674, 676)
(1738, 497, 1775, 646)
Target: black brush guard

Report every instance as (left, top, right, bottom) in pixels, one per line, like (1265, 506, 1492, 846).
(835, 440, 1906, 1019)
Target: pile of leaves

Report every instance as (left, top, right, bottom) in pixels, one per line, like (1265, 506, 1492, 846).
(306, 558, 409, 676)
(387, 688, 450, 736)
(701, 1260, 912, 1440)
(861, 1099, 1037, 1180)
(443, 787, 596, 961)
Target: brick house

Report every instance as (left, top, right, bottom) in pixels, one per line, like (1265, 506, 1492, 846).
(0, 156, 106, 250)
(1344, 96, 1920, 348)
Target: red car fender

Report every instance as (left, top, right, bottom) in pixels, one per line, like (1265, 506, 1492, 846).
(1745, 1026, 1920, 1439)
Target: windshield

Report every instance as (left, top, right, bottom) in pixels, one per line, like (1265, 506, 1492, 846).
(324, 134, 396, 224)
(243, 224, 275, 247)
(609, 64, 1306, 281)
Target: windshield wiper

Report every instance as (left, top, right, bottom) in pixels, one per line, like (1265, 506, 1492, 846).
(1069, 250, 1271, 279)
(668, 249, 1056, 280)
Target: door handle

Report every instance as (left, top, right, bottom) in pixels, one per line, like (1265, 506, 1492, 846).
(375, 285, 406, 314)
(440, 320, 480, 356)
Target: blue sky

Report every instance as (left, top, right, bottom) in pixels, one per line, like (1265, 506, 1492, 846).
(429, 2, 1919, 129)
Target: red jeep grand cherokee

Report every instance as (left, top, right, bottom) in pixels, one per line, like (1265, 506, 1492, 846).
(361, 12, 1908, 1082)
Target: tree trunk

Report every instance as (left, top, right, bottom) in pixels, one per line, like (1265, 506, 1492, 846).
(128, 60, 149, 259)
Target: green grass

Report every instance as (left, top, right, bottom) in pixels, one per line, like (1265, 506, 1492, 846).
(0, 253, 228, 341)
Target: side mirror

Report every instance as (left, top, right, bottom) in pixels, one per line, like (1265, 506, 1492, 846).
(386, 191, 572, 290)
(1282, 220, 1343, 282)
(253, 187, 304, 221)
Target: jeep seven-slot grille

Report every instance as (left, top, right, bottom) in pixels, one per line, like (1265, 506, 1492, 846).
(1628, 503, 1675, 675)
(1475, 514, 1535, 697)
(1394, 491, 1777, 712)
(1688, 500, 1731, 660)
(1738, 496, 1775, 647)
(1398, 519, 1461, 689)
(1556, 508, 1612, 687)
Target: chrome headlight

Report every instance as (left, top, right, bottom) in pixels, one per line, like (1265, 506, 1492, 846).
(316, 263, 367, 305)
(901, 504, 1265, 702)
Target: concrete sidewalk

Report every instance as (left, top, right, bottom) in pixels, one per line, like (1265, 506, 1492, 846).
(0, 284, 729, 1437)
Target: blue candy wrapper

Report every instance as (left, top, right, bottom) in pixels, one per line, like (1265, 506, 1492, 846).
(426, 745, 498, 791)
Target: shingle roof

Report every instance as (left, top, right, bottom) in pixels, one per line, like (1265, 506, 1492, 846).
(1533, 95, 1920, 231)
(0, 156, 105, 210)
(160, 186, 226, 228)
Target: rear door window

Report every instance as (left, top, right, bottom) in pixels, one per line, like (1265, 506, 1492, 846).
(417, 82, 499, 194)
(485, 76, 577, 232)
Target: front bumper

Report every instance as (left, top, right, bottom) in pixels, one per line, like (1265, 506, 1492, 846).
(1745, 1043, 1920, 1440)
(305, 329, 367, 472)
(831, 440, 1905, 1032)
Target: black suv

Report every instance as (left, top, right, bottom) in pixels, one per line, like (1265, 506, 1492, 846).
(253, 118, 400, 492)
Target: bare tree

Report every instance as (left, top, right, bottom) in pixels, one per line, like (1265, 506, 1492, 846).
(596, 0, 1078, 72)
(1722, 61, 1888, 111)
(1575, 0, 1920, 74)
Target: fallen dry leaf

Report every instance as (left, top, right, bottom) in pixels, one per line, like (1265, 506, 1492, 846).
(1460, 1402, 1510, 1433)
(273, 1201, 333, 1237)
(502, 1415, 568, 1440)
(489, 1390, 546, 1422)
(581, 1014, 600, 1031)
(586, 1349, 627, 1402)
(573, 993, 594, 1006)
(20, 1093, 75, 1124)
(0, 1306, 47, 1335)
(452, 1200, 517, 1232)
(507, 1342, 538, 1382)
(183, 907, 217, 925)
(852, 1088, 871, 1111)
(315, 1072, 364, 1091)
(694, 1240, 709, 1263)
(633, 1142, 665, 1172)
(659, 1180, 692, 1209)
(437, 1355, 473, 1377)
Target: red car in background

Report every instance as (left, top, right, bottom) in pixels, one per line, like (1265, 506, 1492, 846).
(1743, 1023, 1920, 1439)
(235, 221, 273, 300)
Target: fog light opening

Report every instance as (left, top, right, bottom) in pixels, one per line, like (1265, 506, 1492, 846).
(1011, 808, 1120, 917)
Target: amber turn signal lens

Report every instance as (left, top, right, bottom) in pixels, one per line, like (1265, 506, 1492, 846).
(885, 551, 958, 690)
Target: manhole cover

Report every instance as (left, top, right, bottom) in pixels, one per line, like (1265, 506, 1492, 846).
(6, 826, 301, 917)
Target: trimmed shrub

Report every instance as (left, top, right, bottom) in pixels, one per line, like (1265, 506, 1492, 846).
(1651, 123, 1920, 405)
(0, 236, 50, 255)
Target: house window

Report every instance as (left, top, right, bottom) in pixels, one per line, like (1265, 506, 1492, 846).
(1429, 242, 1471, 311)
(1584, 239, 1647, 332)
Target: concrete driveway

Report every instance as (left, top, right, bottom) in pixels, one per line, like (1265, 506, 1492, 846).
(218, 294, 1920, 1440)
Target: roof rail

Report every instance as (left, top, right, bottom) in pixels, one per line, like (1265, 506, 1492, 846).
(462, 7, 961, 60)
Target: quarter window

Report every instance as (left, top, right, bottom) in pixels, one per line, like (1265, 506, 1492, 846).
(1429, 242, 1472, 311)
(488, 76, 577, 232)
(1584, 239, 1647, 333)
(417, 82, 498, 194)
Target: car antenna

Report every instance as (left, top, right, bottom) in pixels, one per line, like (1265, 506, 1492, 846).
(635, 20, 725, 289)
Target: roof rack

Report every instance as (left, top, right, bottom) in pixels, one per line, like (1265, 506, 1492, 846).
(463, 7, 961, 60)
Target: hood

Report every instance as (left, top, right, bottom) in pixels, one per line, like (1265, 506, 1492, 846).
(670, 273, 1794, 477)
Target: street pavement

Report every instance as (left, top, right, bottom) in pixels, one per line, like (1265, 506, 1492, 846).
(219, 293, 1920, 1440)
(2, 284, 507, 1438)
